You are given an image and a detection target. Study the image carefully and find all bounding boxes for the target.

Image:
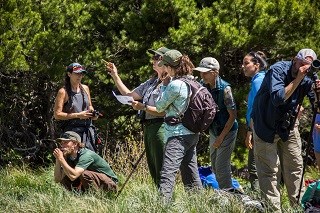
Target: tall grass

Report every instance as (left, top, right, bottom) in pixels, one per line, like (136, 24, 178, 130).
(1, 135, 317, 213)
(0, 163, 313, 213)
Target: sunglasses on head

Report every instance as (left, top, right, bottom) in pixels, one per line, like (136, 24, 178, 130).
(72, 65, 84, 72)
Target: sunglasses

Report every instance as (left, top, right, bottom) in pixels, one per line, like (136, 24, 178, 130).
(152, 55, 162, 61)
(73, 65, 85, 72)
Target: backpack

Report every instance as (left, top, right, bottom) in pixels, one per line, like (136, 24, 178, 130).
(166, 77, 217, 133)
(302, 180, 320, 212)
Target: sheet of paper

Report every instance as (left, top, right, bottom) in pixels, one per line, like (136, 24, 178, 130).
(112, 91, 134, 105)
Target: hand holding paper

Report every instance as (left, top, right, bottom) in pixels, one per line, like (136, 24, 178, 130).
(112, 91, 134, 105)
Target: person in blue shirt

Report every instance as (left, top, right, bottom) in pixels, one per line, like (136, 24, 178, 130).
(155, 49, 203, 203)
(313, 79, 320, 170)
(251, 49, 317, 212)
(193, 57, 238, 189)
(242, 51, 267, 190)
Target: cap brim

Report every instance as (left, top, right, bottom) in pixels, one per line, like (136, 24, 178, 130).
(193, 67, 212, 72)
(148, 49, 165, 56)
(56, 138, 71, 142)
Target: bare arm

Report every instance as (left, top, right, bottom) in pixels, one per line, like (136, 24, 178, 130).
(131, 100, 165, 117)
(53, 88, 92, 120)
(53, 148, 84, 181)
(53, 158, 65, 183)
(105, 62, 142, 100)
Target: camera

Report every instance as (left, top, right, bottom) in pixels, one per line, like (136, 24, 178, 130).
(91, 110, 101, 117)
(136, 110, 146, 122)
(307, 59, 320, 75)
(281, 110, 296, 130)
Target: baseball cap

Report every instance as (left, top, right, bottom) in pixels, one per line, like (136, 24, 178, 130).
(66, 63, 87, 74)
(158, 49, 182, 67)
(148, 46, 170, 56)
(56, 131, 81, 143)
(193, 57, 220, 72)
(296, 49, 317, 61)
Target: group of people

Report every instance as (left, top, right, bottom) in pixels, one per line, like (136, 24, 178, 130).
(52, 47, 320, 212)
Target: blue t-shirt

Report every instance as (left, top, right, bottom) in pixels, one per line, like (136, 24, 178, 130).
(246, 71, 265, 127)
(252, 61, 315, 142)
(313, 114, 320, 153)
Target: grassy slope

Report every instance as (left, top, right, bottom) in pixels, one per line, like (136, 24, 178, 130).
(1, 165, 317, 213)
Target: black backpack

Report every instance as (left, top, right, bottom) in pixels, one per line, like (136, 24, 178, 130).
(166, 77, 217, 133)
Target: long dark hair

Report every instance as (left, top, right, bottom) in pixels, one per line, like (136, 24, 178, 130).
(248, 51, 268, 70)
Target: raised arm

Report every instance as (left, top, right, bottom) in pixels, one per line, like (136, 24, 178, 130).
(105, 62, 142, 100)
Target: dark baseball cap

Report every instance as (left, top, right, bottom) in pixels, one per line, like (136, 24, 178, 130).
(56, 131, 81, 143)
(158, 49, 182, 67)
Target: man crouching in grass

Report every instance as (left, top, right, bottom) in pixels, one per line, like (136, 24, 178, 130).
(53, 131, 118, 192)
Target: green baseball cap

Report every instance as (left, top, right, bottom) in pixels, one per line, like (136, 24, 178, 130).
(147, 46, 170, 56)
(158, 49, 182, 67)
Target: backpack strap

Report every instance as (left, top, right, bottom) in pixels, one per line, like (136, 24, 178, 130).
(170, 77, 192, 118)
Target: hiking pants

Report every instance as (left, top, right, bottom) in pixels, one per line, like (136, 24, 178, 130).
(209, 129, 237, 189)
(159, 133, 203, 202)
(143, 120, 165, 187)
(248, 141, 259, 190)
(60, 170, 117, 192)
(253, 127, 304, 212)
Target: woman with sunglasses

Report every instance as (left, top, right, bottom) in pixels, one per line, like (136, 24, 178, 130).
(242, 51, 268, 191)
(54, 63, 99, 152)
(105, 47, 169, 187)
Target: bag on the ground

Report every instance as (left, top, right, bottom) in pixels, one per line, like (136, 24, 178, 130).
(167, 77, 217, 133)
(198, 166, 241, 189)
(301, 180, 320, 212)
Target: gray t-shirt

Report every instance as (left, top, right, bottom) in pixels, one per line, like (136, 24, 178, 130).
(133, 77, 162, 120)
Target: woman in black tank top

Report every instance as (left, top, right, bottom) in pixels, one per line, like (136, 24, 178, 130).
(54, 63, 99, 152)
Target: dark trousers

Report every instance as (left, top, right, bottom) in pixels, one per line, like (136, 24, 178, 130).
(60, 170, 117, 192)
(143, 121, 165, 187)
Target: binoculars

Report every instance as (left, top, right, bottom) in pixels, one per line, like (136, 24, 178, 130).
(308, 59, 320, 74)
(91, 110, 101, 117)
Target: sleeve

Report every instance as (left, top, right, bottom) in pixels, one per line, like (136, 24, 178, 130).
(133, 78, 153, 98)
(76, 155, 94, 170)
(223, 86, 237, 110)
(269, 65, 286, 107)
(156, 80, 183, 113)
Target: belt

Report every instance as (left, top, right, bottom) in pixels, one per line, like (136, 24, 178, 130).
(143, 118, 164, 125)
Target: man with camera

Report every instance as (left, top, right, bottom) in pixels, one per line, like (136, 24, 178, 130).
(53, 131, 118, 192)
(251, 49, 317, 212)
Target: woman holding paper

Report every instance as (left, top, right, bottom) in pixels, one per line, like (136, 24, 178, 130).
(105, 47, 169, 187)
